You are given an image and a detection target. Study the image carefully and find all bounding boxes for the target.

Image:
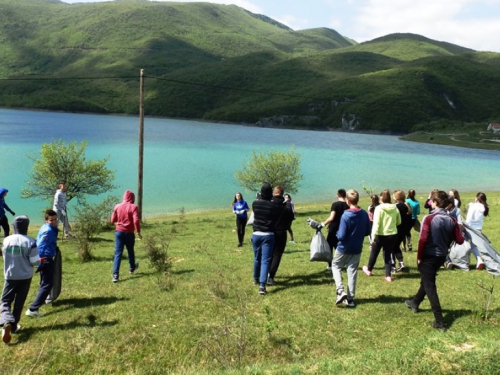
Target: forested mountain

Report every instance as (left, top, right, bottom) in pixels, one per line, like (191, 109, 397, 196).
(1, 0, 499, 132)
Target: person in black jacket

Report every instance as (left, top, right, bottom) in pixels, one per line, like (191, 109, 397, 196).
(251, 182, 283, 295)
(267, 186, 294, 286)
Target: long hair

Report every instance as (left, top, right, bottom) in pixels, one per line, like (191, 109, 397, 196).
(476, 192, 489, 217)
(233, 192, 243, 205)
(450, 189, 461, 208)
(407, 189, 417, 201)
(380, 189, 391, 204)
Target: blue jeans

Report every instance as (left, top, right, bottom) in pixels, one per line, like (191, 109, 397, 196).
(251, 233, 275, 287)
(113, 231, 136, 276)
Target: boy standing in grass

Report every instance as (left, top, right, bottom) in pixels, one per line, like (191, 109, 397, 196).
(1, 216, 40, 343)
(25, 210, 58, 318)
(332, 189, 370, 308)
(405, 191, 464, 331)
(53, 180, 72, 238)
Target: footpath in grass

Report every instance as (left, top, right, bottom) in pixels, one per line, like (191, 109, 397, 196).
(1, 193, 500, 374)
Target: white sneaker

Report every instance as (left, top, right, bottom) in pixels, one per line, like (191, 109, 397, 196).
(335, 291, 348, 305)
(25, 309, 44, 318)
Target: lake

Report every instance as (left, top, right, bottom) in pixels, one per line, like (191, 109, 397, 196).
(1, 108, 499, 224)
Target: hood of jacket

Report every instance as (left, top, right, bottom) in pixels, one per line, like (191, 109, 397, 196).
(13, 215, 29, 235)
(123, 190, 135, 204)
(260, 182, 273, 201)
(379, 203, 398, 214)
(0, 187, 7, 197)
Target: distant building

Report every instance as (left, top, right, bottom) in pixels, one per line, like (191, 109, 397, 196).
(487, 122, 500, 134)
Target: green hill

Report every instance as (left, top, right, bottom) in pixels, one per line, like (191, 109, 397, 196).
(1, 0, 499, 132)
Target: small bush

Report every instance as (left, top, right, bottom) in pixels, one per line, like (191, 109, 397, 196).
(144, 233, 173, 290)
(73, 196, 118, 262)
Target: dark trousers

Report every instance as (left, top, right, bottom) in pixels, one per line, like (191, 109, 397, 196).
(1, 278, 32, 330)
(236, 217, 246, 245)
(368, 234, 397, 276)
(0, 215, 10, 237)
(269, 231, 287, 278)
(413, 255, 447, 323)
(326, 231, 339, 267)
(30, 260, 55, 311)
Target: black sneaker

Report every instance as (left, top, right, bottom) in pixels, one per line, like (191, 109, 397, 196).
(258, 286, 267, 295)
(430, 321, 447, 331)
(130, 263, 139, 274)
(405, 299, 419, 313)
(344, 299, 355, 308)
(112, 274, 119, 283)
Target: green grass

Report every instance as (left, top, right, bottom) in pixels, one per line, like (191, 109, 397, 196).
(2, 192, 500, 373)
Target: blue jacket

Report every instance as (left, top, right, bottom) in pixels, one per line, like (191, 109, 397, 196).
(36, 222, 58, 258)
(0, 188, 14, 218)
(233, 200, 249, 220)
(336, 208, 370, 255)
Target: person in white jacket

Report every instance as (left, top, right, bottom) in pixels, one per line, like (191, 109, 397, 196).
(465, 192, 489, 270)
(53, 180, 71, 238)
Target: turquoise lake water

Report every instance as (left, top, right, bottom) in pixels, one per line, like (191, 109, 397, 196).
(1, 108, 500, 223)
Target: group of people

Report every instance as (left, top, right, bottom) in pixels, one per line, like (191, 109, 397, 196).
(232, 183, 295, 295)
(1, 181, 142, 344)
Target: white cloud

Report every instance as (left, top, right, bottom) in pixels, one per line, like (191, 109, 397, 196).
(351, 0, 500, 51)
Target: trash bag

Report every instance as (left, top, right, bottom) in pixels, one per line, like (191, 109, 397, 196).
(448, 241, 471, 271)
(310, 231, 332, 262)
(246, 211, 254, 226)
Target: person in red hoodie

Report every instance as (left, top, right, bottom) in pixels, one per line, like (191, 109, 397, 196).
(111, 190, 142, 283)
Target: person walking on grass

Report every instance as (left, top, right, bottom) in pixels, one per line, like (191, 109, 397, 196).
(405, 189, 420, 251)
(53, 180, 72, 238)
(1, 216, 40, 344)
(111, 190, 142, 283)
(319, 189, 349, 271)
(232, 192, 250, 247)
(405, 191, 464, 331)
(332, 190, 370, 308)
(251, 182, 282, 296)
(267, 186, 294, 286)
(393, 189, 412, 271)
(284, 194, 295, 243)
(465, 192, 489, 270)
(362, 189, 401, 282)
(0, 188, 15, 240)
(25, 210, 58, 318)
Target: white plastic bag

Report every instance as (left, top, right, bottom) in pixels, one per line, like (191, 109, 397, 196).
(310, 231, 332, 262)
(246, 211, 254, 226)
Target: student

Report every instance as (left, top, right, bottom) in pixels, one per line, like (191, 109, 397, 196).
(284, 194, 295, 243)
(232, 192, 250, 247)
(268, 186, 294, 285)
(25, 210, 58, 318)
(405, 191, 464, 331)
(362, 189, 401, 282)
(332, 190, 370, 308)
(0, 188, 15, 239)
(405, 189, 420, 251)
(465, 192, 489, 270)
(251, 182, 282, 295)
(53, 180, 71, 238)
(319, 189, 349, 271)
(393, 189, 412, 271)
(111, 190, 141, 283)
(1, 216, 40, 343)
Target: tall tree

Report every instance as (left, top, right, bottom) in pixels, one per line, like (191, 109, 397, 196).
(235, 146, 302, 194)
(22, 140, 116, 203)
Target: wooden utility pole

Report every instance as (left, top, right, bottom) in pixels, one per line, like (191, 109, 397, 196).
(138, 69, 145, 221)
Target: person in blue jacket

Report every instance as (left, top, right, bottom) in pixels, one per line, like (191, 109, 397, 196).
(0, 188, 16, 239)
(25, 210, 58, 318)
(332, 189, 370, 308)
(232, 192, 250, 247)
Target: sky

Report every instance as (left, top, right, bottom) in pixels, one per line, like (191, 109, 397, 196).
(61, 0, 500, 53)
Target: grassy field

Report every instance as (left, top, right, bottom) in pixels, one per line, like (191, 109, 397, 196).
(2, 192, 500, 374)
(401, 131, 500, 151)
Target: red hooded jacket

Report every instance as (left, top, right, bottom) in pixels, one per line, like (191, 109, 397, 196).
(111, 190, 141, 233)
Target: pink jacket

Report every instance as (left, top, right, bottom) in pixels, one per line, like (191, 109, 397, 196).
(111, 190, 141, 233)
